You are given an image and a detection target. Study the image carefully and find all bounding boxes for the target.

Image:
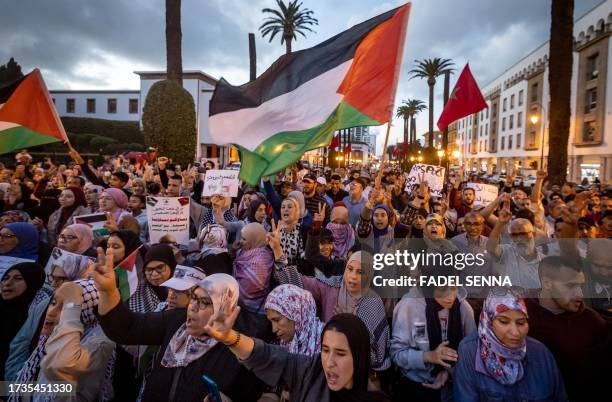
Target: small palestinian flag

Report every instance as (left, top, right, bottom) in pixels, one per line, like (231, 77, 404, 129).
(0, 69, 68, 154)
(210, 4, 411, 185)
(115, 246, 142, 302)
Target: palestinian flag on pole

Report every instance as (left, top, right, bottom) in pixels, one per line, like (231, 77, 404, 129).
(114, 246, 142, 302)
(209, 3, 411, 185)
(0, 69, 68, 154)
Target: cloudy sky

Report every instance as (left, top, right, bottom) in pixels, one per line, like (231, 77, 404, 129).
(1, 0, 602, 153)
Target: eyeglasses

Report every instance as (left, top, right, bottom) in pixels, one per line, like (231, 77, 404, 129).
(47, 273, 68, 286)
(510, 231, 531, 238)
(0, 233, 16, 240)
(188, 290, 213, 311)
(490, 286, 526, 298)
(58, 234, 78, 242)
(144, 264, 168, 275)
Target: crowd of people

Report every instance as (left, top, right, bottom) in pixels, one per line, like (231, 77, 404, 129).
(0, 146, 610, 402)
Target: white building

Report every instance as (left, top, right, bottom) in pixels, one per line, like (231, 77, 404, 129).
(51, 70, 238, 166)
(457, 0, 612, 183)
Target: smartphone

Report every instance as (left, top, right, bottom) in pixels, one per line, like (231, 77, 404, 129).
(202, 375, 222, 402)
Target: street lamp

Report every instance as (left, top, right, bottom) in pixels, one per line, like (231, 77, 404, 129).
(452, 150, 461, 159)
(437, 149, 445, 166)
(529, 101, 547, 170)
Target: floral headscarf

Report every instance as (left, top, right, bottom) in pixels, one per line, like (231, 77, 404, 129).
(326, 206, 354, 258)
(197, 224, 228, 258)
(264, 284, 324, 356)
(476, 291, 528, 385)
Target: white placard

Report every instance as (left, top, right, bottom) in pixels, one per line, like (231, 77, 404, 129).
(467, 182, 499, 206)
(146, 196, 190, 245)
(0, 256, 35, 278)
(43, 247, 96, 275)
(202, 169, 240, 197)
(404, 164, 446, 197)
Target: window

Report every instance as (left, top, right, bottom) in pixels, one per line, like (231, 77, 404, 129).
(485, 140, 488, 150)
(503, 98, 507, 112)
(517, 112, 522, 128)
(66, 99, 75, 113)
(529, 130, 536, 148)
(518, 90, 524, 106)
(510, 94, 515, 109)
(129, 98, 138, 114)
(485, 124, 488, 135)
(508, 135, 513, 149)
(583, 121, 596, 142)
(501, 136, 505, 150)
(492, 104, 497, 118)
(86, 98, 96, 114)
(516, 133, 521, 148)
(587, 53, 599, 80)
(480, 111, 483, 120)
(479, 141, 482, 152)
(480, 126, 483, 137)
(107, 98, 117, 114)
(585, 88, 597, 113)
(502, 117, 506, 131)
(531, 83, 538, 102)
(486, 108, 489, 118)
(509, 115, 514, 130)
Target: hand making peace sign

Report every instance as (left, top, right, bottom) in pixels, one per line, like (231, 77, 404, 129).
(313, 202, 326, 223)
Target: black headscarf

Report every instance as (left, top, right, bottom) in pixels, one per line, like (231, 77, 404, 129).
(143, 243, 177, 300)
(0, 262, 45, 380)
(323, 314, 389, 402)
(109, 230, 143, 257)
(246, 198, 266, 224)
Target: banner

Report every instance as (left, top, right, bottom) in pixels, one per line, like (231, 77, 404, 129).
(73, 213, 109, 236)
(466, 182, 499, 206)
(202, 169, 240, 197)
(404, 164, 446, 197)
(146, 196, 190, 245)
(44, 247, 95, 276)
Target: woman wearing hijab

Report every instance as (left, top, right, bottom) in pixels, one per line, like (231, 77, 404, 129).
(44, 187, 89, 247)
(265, 284, 324, 356)
(454, 290, 567, 401)
(189, 224, 232, 275)
(94, 251, 265, 402)
(6, 253, 93, 382)
(213, 198, 271, 244)
(129, 243, 176, 313)
(306, 202, 352, 277)
(105, 230, 143, 266)
(205, 309, 390, 402)
(358, 201, 395, 254)
(278, 196, 310, 272)
(390, 264, 476, 402)
(326, 204, 355, 258)
(234, 223, 274, 315)
(57, 223, 95, 256)
(0, 262, 46, 380)
(99, 188, 131, 225)
(0, 222, 40, 261)
(272, 243, 390, 371)
(1, 181, 37, 217)
(34, 279, 115, 402)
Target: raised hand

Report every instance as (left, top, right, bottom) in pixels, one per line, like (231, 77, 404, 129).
(157, 157, 168, 170)
(498, 198, 513, 224)
(204, 288, 241, 344)
(267, 219, 282, 251)
(313, 203, 326, 223)
(103, 212, 119, 234)
(92, 247, 117, 293)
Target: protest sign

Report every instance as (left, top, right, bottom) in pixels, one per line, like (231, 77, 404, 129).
(202, 169, 240, 197)
(404, 164, 446, 197)
(73, 213, 109, 236)
(44, 247, 95, 276)
(466, 182, 499, 206)
(147, 196, 190, 245)
(0, 256, 35, 278)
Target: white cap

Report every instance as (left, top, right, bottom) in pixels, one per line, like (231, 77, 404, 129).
(161, 265, 206, 291)
(316, 176, 327, 185)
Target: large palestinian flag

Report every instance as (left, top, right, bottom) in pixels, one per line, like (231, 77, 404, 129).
(209, 4, 411, 185)
(0, 69, 68, 154)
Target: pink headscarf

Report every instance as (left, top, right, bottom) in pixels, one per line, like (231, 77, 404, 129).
(103, 188, 128, 209)
(65, 223, 94, 254)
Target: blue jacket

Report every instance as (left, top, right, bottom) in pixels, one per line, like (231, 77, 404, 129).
(454, 332, 567, 402)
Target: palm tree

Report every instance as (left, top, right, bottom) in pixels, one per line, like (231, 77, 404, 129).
(547, 0, 573, 184)
(396, 104, 411, 146)
(166, 0, 182, 85)
(404, 99, 427, 145)
(409, 58, 454, 147)
(260, 0, 318, 54)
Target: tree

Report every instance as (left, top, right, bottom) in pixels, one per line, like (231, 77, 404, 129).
(259, 0, 318, 54)
(142, 80, 196, 166)
(404, 99, 427, 145)
(408, 58, 454, 147)
(0, 57, 24, 86)
(395, 104, 410, 145)
(547, 0, 573, 184)
(166, 0, 183, 85)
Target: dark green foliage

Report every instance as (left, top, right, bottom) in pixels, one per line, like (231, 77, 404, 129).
(0, 57, 23, 86)
(90, 136, 118, 150)
(141, 80, 196, 166)
(61, 117, 143, 144)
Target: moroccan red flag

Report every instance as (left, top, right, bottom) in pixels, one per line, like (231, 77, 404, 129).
(392, 145, 400, 159)
(328, 134, 340, 150)
(343, 144, 352, 154)
(437, 63, 487, 131)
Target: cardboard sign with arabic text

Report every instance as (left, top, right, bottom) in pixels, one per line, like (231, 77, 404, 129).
(404, 164, 446, 197)
(146, 196, 190, 245)
(202, 170, 240, 197)
(466, 182, 499, 206)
